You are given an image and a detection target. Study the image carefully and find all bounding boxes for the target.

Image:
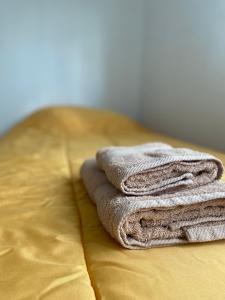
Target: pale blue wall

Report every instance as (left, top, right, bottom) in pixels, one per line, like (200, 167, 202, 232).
(2, 0, 225, 152)
(0, 0, 144, 132)
(142, 0, 225, 151)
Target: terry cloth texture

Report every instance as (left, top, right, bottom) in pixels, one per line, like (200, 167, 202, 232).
(96, 143, 224, 195)
(81, 159, 225, 249)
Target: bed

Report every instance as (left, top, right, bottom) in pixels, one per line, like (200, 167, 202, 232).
(1, 106, 225, 299)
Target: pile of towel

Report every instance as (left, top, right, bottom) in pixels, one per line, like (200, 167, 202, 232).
(81, 143, 225, 249)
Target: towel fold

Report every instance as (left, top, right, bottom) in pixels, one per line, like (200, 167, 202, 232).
(81, 159, 225, 249)
(96, 143, 223, 195)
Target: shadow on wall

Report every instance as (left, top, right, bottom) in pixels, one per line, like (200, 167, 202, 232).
(0, 0, 144, 134)
(142, 0, 225, 152)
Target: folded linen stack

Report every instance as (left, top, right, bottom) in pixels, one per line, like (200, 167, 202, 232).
(81, 143, 225, 249)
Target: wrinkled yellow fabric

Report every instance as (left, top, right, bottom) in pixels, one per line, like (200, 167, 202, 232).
(1, 106, 225, 300)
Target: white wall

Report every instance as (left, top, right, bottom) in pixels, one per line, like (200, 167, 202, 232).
(0, 0, 144, 133)
(142, 0, 225, 151)
(2, 0, 225, 152)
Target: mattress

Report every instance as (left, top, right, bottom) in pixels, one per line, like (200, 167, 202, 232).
(1, 106, 225, 300)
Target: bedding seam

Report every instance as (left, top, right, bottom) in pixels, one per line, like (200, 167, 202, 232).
(62, 136, 98, 300)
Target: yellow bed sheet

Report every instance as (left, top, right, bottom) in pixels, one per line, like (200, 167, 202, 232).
(1, 106, 225, 300)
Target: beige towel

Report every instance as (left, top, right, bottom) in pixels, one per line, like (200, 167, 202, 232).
(81, 159, 225, 249)
(96, 143, 223, 195)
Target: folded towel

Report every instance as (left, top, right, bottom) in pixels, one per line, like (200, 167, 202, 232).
(81, 159, 225, 249)
(96, 143, 223, 195)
